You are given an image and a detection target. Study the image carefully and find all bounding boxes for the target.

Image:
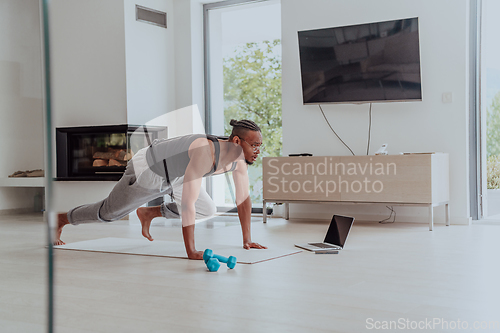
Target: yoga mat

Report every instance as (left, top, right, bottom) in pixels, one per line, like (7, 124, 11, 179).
(54, 237, 301, 264)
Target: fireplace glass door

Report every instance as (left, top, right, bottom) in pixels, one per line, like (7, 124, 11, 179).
(57, 125, 167, 180)
(70, 132, 129, 177)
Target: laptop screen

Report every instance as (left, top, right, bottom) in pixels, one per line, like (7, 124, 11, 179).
(324, 215, 354, 248)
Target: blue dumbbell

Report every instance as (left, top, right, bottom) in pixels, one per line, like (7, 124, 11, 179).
(206, 258, 221, 272)
(203, 249, 237, 269)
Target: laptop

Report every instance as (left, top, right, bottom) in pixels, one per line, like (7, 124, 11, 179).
(295, 215, 354, 253)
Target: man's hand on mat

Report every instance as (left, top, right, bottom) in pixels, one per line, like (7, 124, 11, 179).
(243, 242, 267, 250)
(187, 250, 204, 260)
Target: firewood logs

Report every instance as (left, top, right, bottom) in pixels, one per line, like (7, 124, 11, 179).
(92, 149, 132, 167)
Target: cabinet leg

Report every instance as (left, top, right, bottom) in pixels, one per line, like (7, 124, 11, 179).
(445, 203, 450, 226)
(263, 200, 267, 223)
(284, 203, 289, 220)
(429, 205, 434, 231)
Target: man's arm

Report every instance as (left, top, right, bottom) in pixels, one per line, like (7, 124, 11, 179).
(181, 177, 203, 259)
(181, 140, 213, 259)
(232, 160, 267, 250)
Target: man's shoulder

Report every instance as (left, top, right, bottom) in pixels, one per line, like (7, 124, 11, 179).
(189, 135, 213, 147)
(153, 134, 210, 146)
(187, 136, 215, 160)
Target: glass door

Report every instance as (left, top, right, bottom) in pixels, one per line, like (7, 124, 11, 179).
(480, 0, 500, 220)
(205, 0, 282, 210)
(0, 0, 52, 331)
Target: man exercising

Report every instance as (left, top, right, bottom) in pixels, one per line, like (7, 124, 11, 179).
(55, 119, 267, 260)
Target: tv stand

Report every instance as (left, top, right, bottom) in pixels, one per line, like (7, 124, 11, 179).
(262, 154, 449, 231)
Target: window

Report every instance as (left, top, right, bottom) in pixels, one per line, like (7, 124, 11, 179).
(479, 0, 500, 220)
(204, 0, 282, 210)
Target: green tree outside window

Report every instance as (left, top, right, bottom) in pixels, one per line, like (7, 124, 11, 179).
(223, 40, 282, 202)
(487, 91, 500, 189)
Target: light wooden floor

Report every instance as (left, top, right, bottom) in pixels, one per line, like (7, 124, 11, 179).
(1, 213, 500, 333)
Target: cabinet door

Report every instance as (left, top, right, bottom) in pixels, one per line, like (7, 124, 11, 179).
(263, 156, 342, 201)
(339, 155, 432, 203)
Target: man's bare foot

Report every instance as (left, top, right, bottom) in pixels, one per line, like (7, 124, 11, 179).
(54, 213, 69, 245)
(137, 206, 161, 241)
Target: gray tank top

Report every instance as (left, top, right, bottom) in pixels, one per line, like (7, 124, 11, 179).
(145, 134, 236, 183)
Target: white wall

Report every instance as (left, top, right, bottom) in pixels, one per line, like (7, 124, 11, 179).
(189, 0, 207, 117)
(281, 0, 470, 224)
(50, 0, 128, 127)
(50, 0, 128, 211)
(172, 0, 208, 121)
(0, 0, 44, 211)
(124, 0, 175, 125)
(171, 0, 222, 126)
(173, 0, 193, 110)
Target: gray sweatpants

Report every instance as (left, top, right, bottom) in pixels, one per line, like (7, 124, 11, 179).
(67, 162, 216, 225)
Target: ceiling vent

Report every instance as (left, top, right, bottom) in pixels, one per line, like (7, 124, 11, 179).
(136, 5, 167, 28)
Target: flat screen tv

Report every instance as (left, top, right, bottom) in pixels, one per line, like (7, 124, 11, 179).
(298, 17, 422, 104)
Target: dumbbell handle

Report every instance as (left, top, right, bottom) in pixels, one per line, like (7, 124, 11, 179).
(203, 249, 225, 263)
(212, 253, 229, 263)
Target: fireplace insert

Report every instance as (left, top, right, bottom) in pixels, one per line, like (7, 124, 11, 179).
(56, 124, 167, 181)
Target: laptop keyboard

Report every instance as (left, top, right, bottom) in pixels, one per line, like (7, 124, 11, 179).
(309, 243, 338, 249)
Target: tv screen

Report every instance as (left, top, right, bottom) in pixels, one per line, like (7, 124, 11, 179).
(298, 17, 422, 104)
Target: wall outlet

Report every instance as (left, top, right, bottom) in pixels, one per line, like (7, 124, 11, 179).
(442, 92, 453, 103)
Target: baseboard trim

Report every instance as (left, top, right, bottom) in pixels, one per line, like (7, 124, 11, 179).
(0, 208, 38, 216)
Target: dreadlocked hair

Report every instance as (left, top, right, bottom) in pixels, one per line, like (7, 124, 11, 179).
(228, 119, 261, 140)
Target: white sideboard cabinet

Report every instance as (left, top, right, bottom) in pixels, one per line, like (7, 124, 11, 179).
(262, 153, 449, 231)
